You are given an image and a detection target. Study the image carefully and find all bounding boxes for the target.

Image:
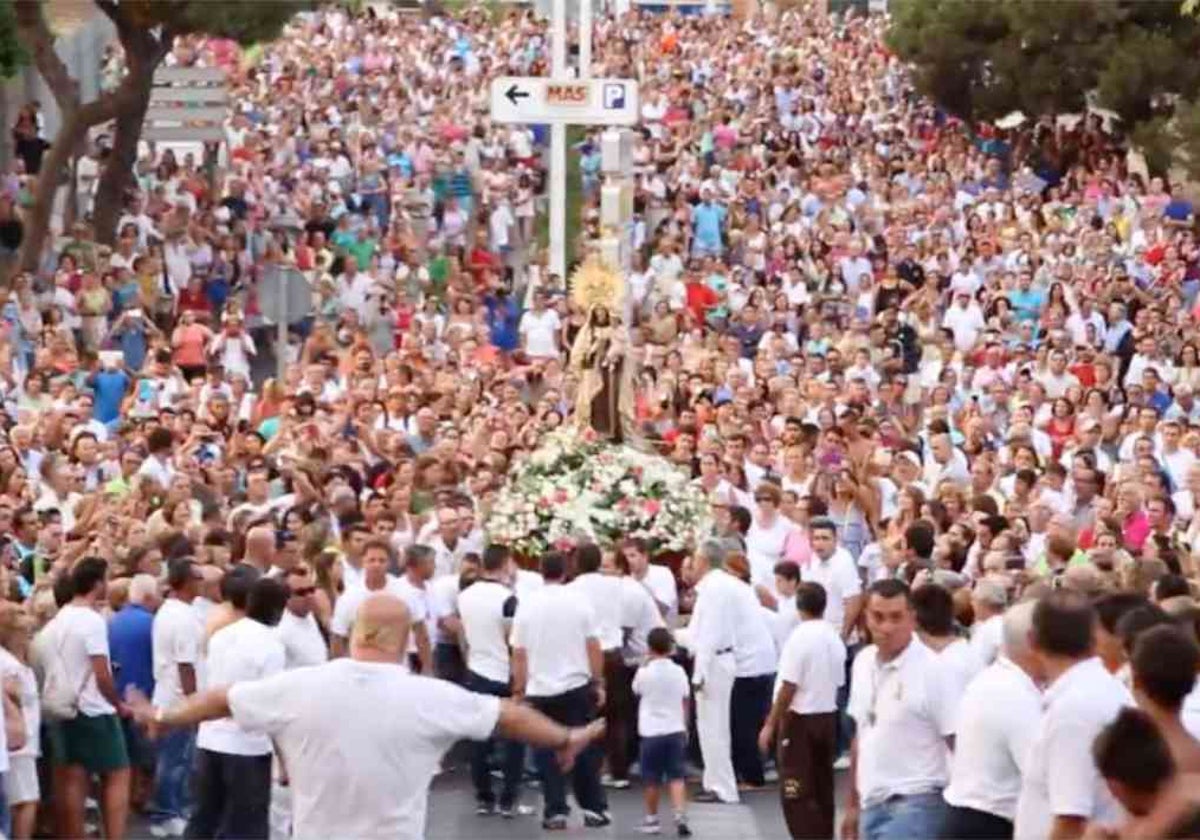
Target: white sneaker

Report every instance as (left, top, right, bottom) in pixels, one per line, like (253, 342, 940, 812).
(833, 754, 851, 771)
(640, 816, 662, 835)
(150, 817, 187, 837)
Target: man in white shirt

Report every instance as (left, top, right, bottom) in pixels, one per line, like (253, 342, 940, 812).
(392, 545, 436, 675)
(511, 551, 609, 830)
(1014, 592, 1134, 840)
(944, 601, 1043, 838)
(271, 565, 328, 840)
(331, 540, 429, 672)
(969, 578, 1007, 666)
(842, 579, 955, 840)
(277, 566, 328, 670)
(759, 582, 846, 839)
(729, 569, 780, 791)
(518, 293, 561, 360)
(130, 594, 605, 840)
(622, 538, 678, 622)
(457, 545, 524, 816)
(568, 545, 627, 790)
(683, 539, 743, 804)
(191, 576, 289, 840)
(802, 519, 864, 641)
(913, 583, 984, 724)
(43, 557, 131, 840)
(149, 559, 205, 837)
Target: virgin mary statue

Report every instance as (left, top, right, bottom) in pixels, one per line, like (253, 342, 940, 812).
(569, 305, 636, 441)
(567, 257, 636, 442)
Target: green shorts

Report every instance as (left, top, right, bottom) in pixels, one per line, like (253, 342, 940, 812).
(46, 713, 129, 773)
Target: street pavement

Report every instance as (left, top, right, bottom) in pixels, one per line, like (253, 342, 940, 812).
(425, 766, 851, 839)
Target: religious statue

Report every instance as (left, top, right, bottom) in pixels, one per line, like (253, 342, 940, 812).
(568, 257, 636, 442)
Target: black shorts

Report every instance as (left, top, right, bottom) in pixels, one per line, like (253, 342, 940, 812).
(639, 732, 686, 784)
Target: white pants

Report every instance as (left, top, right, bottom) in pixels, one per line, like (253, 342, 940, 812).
(696, 651, 739, 803)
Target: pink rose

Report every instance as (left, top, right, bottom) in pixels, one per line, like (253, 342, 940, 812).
(643, 499, 661, 516)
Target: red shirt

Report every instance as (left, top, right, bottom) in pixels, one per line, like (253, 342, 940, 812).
(685, 281, 718, 324)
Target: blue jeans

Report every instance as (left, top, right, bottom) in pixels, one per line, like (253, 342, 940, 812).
(529, 684, 607, 820)
(861, 792, 947, 840)
(149, 727, 195, 823)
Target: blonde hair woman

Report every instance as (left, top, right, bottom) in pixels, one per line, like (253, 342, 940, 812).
(0, 601, 38, 837)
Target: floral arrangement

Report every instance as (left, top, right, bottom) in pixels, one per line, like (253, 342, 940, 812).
(485, 427, 713, 556)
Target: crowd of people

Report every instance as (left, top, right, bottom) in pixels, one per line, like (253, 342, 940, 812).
(0, 1, 1197, 838)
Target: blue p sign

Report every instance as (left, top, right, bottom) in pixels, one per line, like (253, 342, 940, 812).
(603, 83, 625, 110)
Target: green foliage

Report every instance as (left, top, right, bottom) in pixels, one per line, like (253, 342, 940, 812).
(171, 1, 316, 45)
(0, 0, 28, 79)
(888, 0, 1200, 180)
(887, 0, 1200, 125)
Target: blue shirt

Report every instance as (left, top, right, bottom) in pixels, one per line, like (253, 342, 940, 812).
(91, 370, 130, 423)
(108, 604, 155, 698)
(1008, 288, 1045, 323)
(485, 295, 521, 352)
(692, 202, 726, 249)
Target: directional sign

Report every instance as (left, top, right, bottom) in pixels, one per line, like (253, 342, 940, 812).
(489, 77, 640, 126)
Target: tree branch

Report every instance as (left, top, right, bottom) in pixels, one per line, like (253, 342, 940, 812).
(13, 0, 80, 113)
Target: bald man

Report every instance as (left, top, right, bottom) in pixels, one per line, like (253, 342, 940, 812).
(129, 594, 604, 839)
(242, 527, 276, 574)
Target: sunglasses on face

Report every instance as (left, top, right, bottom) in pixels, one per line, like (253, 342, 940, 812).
(291, 586, 317, 597)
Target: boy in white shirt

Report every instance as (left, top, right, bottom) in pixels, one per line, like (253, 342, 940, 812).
(632, 628, 692, 837)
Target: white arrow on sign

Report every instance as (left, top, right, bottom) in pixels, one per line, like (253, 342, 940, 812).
(489, 76, 640, 126)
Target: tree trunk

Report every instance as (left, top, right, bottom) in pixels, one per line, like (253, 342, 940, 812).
(17, 113, 84, 273)
(93, 81, 153, 245)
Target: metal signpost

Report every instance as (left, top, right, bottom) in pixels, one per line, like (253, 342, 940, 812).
(488, 0, 639, 280)
(258, 265, 313, 381)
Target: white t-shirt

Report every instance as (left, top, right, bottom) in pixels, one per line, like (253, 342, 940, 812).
(932, 637, 985, 728)
(1014, 657, 1133, 839)
(776, 619, 846, 715)
(568, 573, 624, 651)
(330, 577, 410, 640)
(277, 611, 329, 670)
(637, 564, 678, 621)
(197, 618, 286, 756)
(458, 579, 516, 684)
(848, 638, 955, 806)
(511, 584, 599, 698)
(518, 309, 561, 359)
(228, 659, 499, 840)
(970, 614, 1004, 667)
(632, 657, 690, 737)
(152, 597, 206, 708)
(945, 657, 1042, 821)
(51, 603, 114, 717)
(0, 648, 35, 759)
(801, 548, 862, 634)
(746, 516, 797, 589)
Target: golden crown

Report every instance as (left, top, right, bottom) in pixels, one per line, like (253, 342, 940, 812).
(570, 255, 625, 313)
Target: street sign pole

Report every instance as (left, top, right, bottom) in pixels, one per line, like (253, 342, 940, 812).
(549, 0, 569, 281)
(579, 0, 592, 81)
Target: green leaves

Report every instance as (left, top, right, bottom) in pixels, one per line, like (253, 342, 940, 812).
(0, 0, 28, 79)
(888, 0, 1200, 175)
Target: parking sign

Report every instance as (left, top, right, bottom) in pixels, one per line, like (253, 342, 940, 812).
(603, 83, 626, 110)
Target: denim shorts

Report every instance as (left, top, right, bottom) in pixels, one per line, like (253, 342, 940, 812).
(639, 732, 686, 784)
